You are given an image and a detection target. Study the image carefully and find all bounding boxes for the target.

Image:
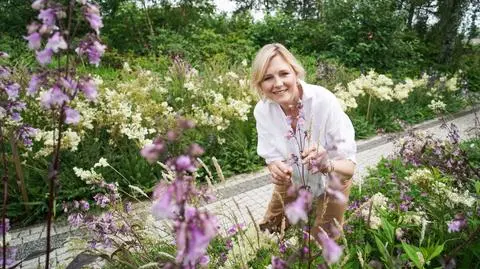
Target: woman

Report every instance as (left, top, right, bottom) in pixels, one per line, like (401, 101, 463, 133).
(251, 43, 356, 239)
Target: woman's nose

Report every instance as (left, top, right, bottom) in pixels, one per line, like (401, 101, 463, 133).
(274, 77, 283, 87)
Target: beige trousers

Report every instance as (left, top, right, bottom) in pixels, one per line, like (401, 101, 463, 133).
(259, 179, 352, 240)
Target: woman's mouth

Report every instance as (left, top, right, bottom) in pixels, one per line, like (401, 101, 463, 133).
(273, 89, 288, 95)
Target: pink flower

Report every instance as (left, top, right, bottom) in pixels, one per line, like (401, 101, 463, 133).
(64, 107, 80, 124)
(38, 8, 56, 26)
(140, 141, 165, 163)
(40, 85, 69, 108)
(36, 48, 54, 65)
(5, 83, 20, 101)
(28, 74, 43, 96)
(175, 155, 195, 172)
(152, 187, 177, 220)
(447, 214, 467, 233)
(285, 189, 312, 224)
(46, 32, 67, 53)
(78, 78, 97, 101)
(318, 230, 343, 264)
(25, 32, 42, 50)
(271, 256, 287, 269)
(0, 52, 8, 58)
(84, 3, 103, 34)
(76, 37, 106, 66)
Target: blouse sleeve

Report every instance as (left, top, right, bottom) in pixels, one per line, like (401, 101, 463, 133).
(254, 105, 285, 164)
(324, 98, 357, 163)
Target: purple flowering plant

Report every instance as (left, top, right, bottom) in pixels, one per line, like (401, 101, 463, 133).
(268, 100, 347, 267)
(140, 118, 219, 268)
(341, 112, 480, 267)
(0, 0, 109, 267)
(1, 51, 41, 268)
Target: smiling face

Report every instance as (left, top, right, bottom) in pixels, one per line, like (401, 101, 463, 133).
(260, 54, 300, 110)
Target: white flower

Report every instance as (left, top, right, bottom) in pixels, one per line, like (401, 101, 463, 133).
(123, 62, 132, 72)
(94, 157, 109, 168)
(428, 99, 446, 112)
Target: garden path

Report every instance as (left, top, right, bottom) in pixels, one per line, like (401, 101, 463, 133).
(9, 107, 479, 268)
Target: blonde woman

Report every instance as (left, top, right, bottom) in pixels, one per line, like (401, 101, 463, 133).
(251, 43, 356, 239)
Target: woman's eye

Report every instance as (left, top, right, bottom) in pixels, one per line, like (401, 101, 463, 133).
(280, 72, 289, 76)
(263, 76, 272, 81)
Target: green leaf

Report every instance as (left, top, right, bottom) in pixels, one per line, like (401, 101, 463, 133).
(381, 217, 395, 244)
(475, 181, 480, 195)
(402, 242, 423, 268)
(423, 244, 444, 262)
(374, 235, 390, 261)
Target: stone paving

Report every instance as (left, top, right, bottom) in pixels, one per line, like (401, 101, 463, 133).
(8, 107, 479, 268)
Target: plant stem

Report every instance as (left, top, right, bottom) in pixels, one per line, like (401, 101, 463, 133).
(45, 106, 66, 269)
(0, 126, 9, 269)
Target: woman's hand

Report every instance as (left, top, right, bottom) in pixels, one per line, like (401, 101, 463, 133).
(301, 145, 330, 173)
(267, 160, 293, 185)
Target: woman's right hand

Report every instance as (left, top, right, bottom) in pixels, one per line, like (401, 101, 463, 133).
(267, 160, 292, 185)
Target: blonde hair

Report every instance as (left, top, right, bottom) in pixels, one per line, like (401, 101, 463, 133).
(250, 43, 305, 97)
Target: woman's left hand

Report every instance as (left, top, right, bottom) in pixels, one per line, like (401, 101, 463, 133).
(301, 145, 329, 173)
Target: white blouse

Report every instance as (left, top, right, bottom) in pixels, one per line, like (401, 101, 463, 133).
(254, 80, 356, 196)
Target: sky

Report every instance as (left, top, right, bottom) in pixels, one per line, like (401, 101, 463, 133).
(213, 0, 265, 20)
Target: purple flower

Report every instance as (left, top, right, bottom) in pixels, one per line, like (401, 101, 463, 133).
(84, 4, 103, 34)
(40, 85, 70, 108)
(60, 76, 78, 94)
(0, 66, 11, 80)
(76, 38, 106, 66)
(285, 189, 312, 224)
(94, 193, 110, 208)
(46, 32, 67, 53)
(79, 200, 90, 211)
(25, 32, 42, 50)
(279, 242, 287, 253)
(199, 255, 210, 266)
(318, 230, 343, 264)
(447, 215, 467, 233)
(28, 74, 43, 96)
(152, 187, 177, 220)
(88, 41, 106, 66)
(38, 8, 56, 26)
(124, 201, 132, 213)
(189, 143, 204, 157)
(78, 78, 97, 101)
(36, 48, 54, 65)
(68, 213, 84, 227)
(17, 126, 38, 146)
(64, 107, 80, 124)
(176, 211, 218, 266)
(140, 141, 165, 163)
(5, 83, 20, 101)
(225, 239, 233, 250)
(175, 155, 195, 172)
(399, 202, 409, 212)
(271, 256, 287, 269)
